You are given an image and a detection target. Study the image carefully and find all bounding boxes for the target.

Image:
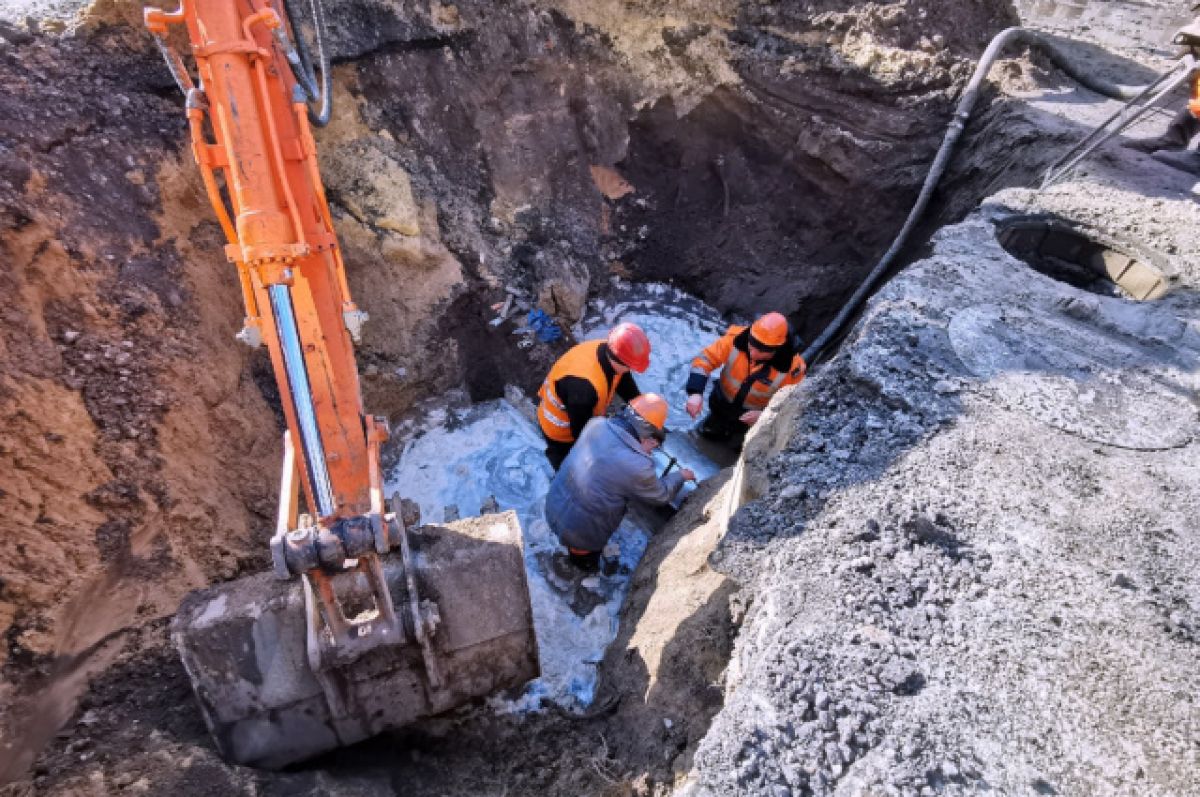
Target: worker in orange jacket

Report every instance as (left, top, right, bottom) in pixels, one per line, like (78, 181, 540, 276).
(538, 322, 651, 470)
(1124, 18, 1200, 174)
(684, 312, 805, 447)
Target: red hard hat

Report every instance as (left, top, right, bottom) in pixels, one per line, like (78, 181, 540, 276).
(607, 322, 651, 372)
(750, 312, 789, 348)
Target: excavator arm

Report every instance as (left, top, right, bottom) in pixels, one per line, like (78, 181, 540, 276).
(146, 0, 374, 522)
(145, 0, 538, 767)
(146, 0, 410, 684)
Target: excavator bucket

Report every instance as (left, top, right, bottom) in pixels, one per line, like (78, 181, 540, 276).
(144, 0, 538, 769)
(171, 511, 538, 768)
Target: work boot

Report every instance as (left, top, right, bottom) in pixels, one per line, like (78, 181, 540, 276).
(567, 548, 601, 573)
(1151, 148, 1200, 176)
(696, 414, 731, 442)
(542, 550, 586, 588)
(1123, 108, 1198, 153)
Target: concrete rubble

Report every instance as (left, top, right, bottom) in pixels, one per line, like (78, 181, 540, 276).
(682, 152, 1200, 795)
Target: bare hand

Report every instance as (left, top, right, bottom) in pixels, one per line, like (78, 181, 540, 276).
(686, 394, 703, 418)
(680, 468, 696, 482)
(739, 410, 762, 425)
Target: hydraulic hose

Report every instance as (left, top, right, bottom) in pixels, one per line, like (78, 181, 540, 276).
(282, 0, 333, 127)
(801, 27, 1153, 364)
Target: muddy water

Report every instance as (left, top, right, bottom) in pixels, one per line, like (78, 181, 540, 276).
(1015, 0, 1194, 57)
(383, 282, 732, 711)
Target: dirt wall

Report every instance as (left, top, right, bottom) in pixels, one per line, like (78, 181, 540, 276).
(0, 24, 284, 779)
(613, 0, 1020, 342)
(0, 0, 1022, 787)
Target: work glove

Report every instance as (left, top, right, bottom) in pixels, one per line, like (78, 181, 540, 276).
(685, 394, 703, 418)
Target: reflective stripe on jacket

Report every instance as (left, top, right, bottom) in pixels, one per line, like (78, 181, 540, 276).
(545, 416, 685, 552)
(538, 340, 619, 442)
(689, 325, 806, 411)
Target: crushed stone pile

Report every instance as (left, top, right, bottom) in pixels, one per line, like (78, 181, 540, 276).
(682, 173, 1200, 795)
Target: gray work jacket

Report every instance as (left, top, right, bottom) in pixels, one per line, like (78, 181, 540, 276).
(545, 416, 685, 552)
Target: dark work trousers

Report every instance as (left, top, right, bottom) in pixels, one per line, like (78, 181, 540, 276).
(697, 389, 750, 450)
(544, 437, 573, 471)
(1162, 106, 1200, 148)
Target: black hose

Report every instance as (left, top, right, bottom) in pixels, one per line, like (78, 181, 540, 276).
(1033, 34, 1151, 100)
(801, 27, 1152, 364)
(282, 0, 332, 127)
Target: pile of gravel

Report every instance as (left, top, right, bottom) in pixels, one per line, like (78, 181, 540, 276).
(683, 186, 1200, 796)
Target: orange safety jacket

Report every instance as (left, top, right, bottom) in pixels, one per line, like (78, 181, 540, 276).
(688, 325, 806, 412)
(538, 340, 627, 443)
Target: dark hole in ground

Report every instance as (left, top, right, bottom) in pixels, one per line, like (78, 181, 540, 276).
(438, 290, 565, 402)
(1032, 777, 1060, 795)
(616, 76, 1064, 361)
(997, 216, 1169, 301)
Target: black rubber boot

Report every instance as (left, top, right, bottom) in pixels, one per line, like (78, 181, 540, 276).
(1124, 108, 1199, 153)
(1151, 148, 1200, 176)
(566, 548, 601, 573)
(698, 391, 743, 440)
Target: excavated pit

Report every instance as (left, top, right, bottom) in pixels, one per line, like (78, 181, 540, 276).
(0, 0, 1150, 794)
(997, 216, 1170, 301)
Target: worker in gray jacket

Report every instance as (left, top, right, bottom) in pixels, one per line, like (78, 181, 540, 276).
(546, 393, 694, 572)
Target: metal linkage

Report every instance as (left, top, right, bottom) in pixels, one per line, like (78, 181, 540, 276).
(393, 493, 443, 689)
(1042, 56, 1198, 189)
(270, 464, 443, 709)
(294, 493, 444, 728)
(273, 514, 379, 574)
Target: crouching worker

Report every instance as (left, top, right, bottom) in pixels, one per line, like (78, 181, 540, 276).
(546, 394, 695, 572)
(685, 312, 806, 450)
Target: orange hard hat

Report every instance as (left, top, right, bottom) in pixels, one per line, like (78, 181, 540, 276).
(630, 393, 669, 433)
(750, 312, 789, 348)
(607, 322, 651, 372)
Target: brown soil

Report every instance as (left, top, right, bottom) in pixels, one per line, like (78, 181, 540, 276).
(0, 23, 281, 781)
(9, 475, 738, 797)
(0, 0, 1024, 791)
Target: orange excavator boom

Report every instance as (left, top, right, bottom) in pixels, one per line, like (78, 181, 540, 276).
(145, 0, 538, 768)
(146, 0, 374, 521)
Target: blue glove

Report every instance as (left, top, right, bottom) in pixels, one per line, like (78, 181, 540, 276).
(526, 309, 563, 343)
